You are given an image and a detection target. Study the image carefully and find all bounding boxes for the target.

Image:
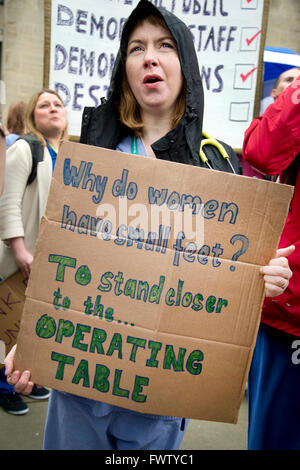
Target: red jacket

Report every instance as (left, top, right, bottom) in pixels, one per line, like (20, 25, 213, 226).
(243, 76, 300, 337)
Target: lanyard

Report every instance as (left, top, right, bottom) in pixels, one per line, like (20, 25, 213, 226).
(131, 135, 139, 155)
(45, 139, 57, 171)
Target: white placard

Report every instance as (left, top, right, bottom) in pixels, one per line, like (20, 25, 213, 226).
(48, 0, 266, 148)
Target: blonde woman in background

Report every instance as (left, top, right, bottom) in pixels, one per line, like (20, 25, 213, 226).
(0, 89, 68, 415)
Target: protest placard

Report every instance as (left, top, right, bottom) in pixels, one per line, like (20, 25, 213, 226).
(44, 0, 270, 148)
(0, 272, 27, 365)
(15, 141, 292, 422)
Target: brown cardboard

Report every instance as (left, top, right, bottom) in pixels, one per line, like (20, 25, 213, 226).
(15, 141, 293, 423)
(0, 272, 27, 364)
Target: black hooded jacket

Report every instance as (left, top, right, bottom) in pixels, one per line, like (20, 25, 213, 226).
(80, 0, 242, 175)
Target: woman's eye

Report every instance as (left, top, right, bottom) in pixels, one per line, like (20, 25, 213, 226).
(161, 42, 174, 49)
(129, 45, 143, 54)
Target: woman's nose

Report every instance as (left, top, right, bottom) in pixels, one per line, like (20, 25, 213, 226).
(143, 47, 158, 68)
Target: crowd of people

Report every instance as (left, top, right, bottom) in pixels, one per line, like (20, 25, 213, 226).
(0, 0, 299, 451)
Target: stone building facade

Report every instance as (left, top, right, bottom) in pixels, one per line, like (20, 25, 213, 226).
(0, 0, 44, 122)
(0, 0, 299, 123)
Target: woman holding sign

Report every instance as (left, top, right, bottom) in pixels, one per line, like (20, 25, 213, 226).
(5, 0, 293, 449)
(0, 89, 68, 414)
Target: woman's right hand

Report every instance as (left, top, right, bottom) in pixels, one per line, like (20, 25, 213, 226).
(8, 237, 33, 279)
(4, 345, 34, 395)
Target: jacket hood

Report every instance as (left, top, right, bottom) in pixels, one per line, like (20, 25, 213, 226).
(80, 0, 206, 163)
(108, 0, 204, 140)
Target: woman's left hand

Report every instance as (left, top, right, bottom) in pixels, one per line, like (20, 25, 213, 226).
(262, 245, 295, 298)
(4, 345, 34, 395)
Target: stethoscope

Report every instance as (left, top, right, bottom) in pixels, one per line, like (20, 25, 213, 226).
(199, 131, 237, 174)
(131, 132, 237, 174)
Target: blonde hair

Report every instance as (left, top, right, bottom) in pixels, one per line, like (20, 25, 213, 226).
(24, 89, 68, 146)
(119, 15, 186, 135)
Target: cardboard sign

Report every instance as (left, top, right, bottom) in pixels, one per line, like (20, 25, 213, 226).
(0, 272, 27, 364)
(44, 0, 269, 148)
(15, 141, 293, 423)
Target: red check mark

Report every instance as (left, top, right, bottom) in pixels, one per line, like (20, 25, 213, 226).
(240, 66, 257, 82)
(247, 0, 253, 3)
(246, 29, 262, 46)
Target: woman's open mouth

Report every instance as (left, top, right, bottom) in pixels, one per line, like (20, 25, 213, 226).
(143, 74, 163, 87)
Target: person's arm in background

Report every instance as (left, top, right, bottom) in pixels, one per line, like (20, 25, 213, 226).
(0, 140, 33, 278)
(7, 237, 33, 279)
(243, 77, 300, 175)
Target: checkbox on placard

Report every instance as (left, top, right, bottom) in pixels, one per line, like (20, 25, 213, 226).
(240, 27, 261, 51)
(241, 0, 258, 9)
(229, 102, 250, 122)
(234, 64, 257, 89)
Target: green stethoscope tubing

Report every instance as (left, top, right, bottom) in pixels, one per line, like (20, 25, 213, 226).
(131, 132, 236, 174)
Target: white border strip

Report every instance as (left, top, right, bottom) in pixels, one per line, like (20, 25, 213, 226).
(264, 50, 300, 66)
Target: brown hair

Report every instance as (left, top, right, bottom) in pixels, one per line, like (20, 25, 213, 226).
(24, 89, 68, 146)
(118, 14, 186, 135)
(6, 101, 27, 135)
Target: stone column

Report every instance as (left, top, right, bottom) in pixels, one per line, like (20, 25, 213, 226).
(1, 0, 44, 120)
